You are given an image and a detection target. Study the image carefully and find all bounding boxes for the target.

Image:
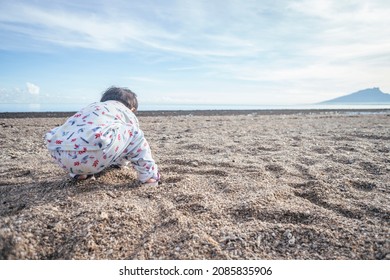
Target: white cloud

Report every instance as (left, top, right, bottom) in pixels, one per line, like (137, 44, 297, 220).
(26, 82, 40, 95)
(1, 0, 388, 62)
(0, 2, 169, 52)
(0, 1, 264, 57)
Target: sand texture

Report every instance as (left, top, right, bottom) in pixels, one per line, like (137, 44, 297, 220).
(0, 111, 389, 259)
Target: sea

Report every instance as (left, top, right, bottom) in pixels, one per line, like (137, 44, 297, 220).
(1, 103, 390, 113)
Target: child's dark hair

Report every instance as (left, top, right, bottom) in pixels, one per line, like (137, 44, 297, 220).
(100, 86, 138, 111)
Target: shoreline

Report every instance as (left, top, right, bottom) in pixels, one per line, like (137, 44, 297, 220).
(1, 108, 390, 118)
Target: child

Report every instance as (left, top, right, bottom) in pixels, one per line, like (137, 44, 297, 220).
(44, 86, 160, 186)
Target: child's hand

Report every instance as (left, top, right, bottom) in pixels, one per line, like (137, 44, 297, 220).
(140, 173, 161, 187)
(145, 178, 157, 183)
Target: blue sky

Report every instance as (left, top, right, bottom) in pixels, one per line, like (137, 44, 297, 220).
(1, 0, 390, 109)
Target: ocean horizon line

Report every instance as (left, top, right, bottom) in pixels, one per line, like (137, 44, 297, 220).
(1, 102, 390, 113)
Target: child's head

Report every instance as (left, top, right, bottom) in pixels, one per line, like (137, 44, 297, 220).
(100, 86, 138, 112)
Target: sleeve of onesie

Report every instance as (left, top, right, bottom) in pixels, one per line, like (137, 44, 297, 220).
(112, 104, 159, 183)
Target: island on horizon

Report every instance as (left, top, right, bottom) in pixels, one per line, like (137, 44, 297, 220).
(319, 87, 390, 104)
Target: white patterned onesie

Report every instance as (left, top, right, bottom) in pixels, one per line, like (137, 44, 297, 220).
(45, 100, 159, 182)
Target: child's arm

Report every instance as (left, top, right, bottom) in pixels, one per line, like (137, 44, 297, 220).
(122, 129, 159, 183)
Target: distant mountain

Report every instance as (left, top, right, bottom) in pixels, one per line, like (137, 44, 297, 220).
(320, 87, 390, 104)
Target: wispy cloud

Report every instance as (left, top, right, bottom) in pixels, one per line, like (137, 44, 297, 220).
(0, 2, 172, 52)
(3, 0, 388, 60)
(0, 0, 262, 57)
(0, 1, 274, 57)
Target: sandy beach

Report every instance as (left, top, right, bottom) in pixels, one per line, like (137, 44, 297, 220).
(0, 110, 389, 260)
